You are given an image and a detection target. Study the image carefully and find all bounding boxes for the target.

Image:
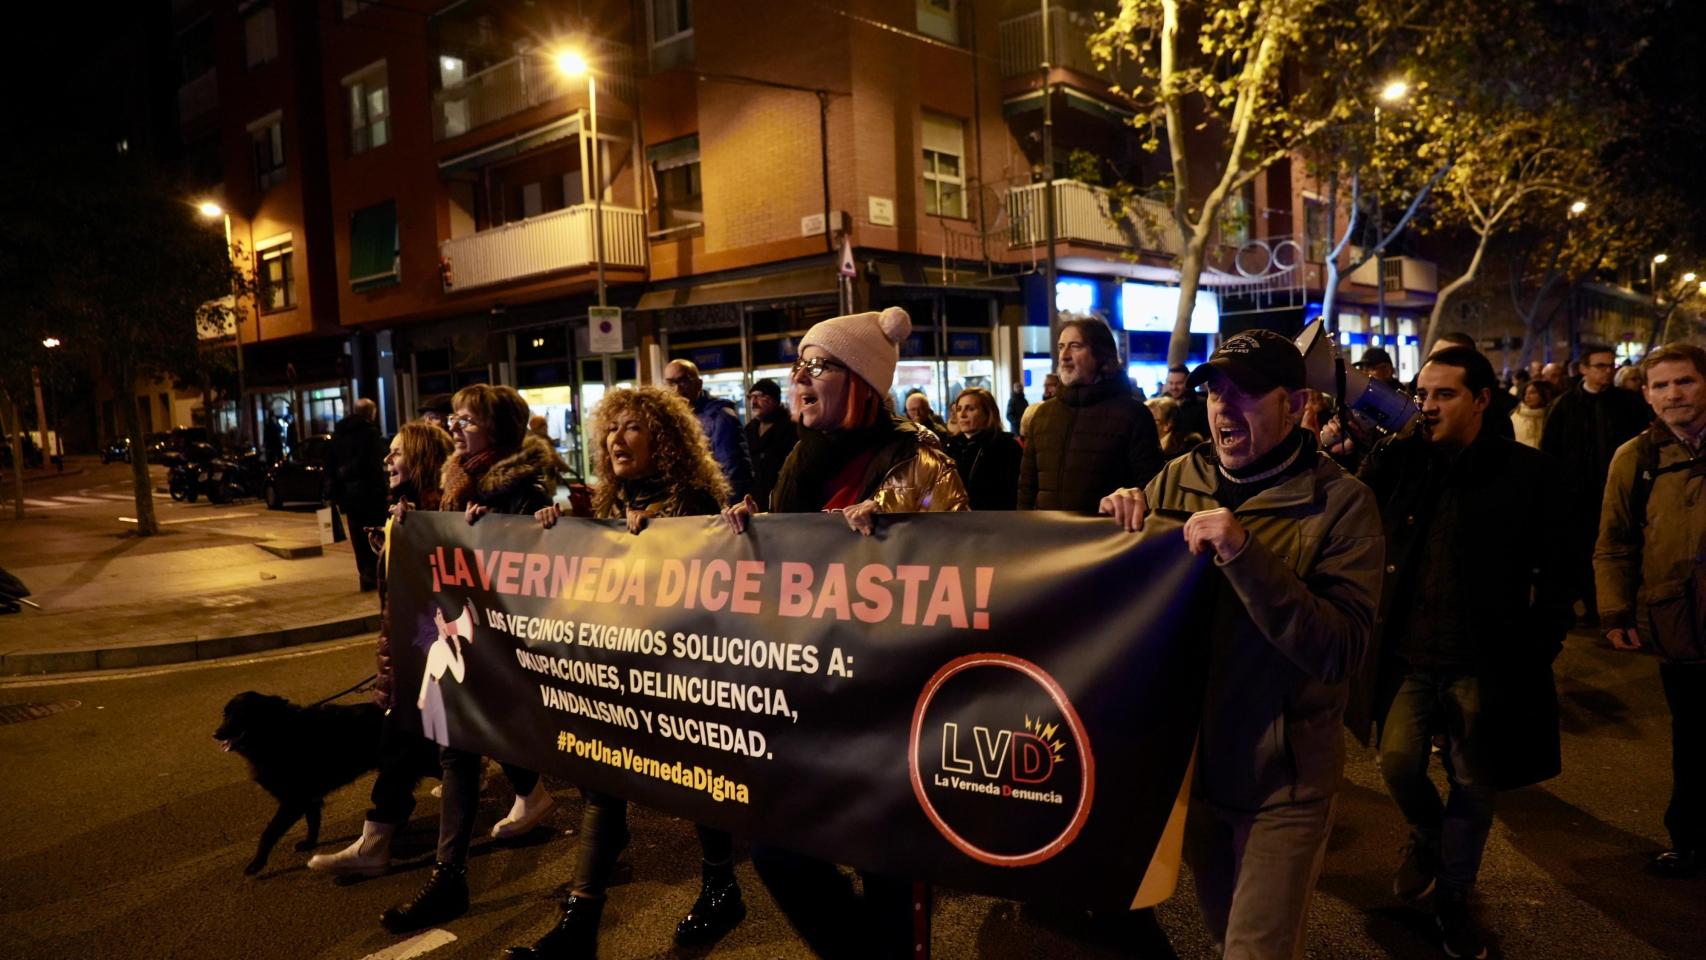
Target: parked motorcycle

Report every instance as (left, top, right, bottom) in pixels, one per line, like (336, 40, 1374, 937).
(167, 441, 223, 503)
(209, 448, 267, 503)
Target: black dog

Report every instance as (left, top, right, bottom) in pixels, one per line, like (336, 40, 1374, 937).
(214, 690, 383, 875)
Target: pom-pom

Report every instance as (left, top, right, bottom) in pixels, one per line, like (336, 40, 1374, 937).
(878, 306, 911, 345)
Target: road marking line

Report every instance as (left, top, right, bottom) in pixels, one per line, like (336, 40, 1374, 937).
(23, 499, 59, 508)
(118, 512, 257, 525)
(356, 929, 457, 960)
(54, 495, 107, 504)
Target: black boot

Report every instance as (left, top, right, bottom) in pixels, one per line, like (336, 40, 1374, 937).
(675, 861, 746, 946)
(507, 895, 603, 959)
(380, 862, 469, 933)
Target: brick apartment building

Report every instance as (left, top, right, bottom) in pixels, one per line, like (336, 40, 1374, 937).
(166, 0, 1442, 471)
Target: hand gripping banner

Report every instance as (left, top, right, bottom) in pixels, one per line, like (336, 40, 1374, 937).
(387, 510, 1211, 909)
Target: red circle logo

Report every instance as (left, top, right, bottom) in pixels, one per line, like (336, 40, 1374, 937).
(907, 653, 1095, 867)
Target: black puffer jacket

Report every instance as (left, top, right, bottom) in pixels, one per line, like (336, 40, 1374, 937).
(946, 428, 1022, 511)
(1018, 377, 1163, 511)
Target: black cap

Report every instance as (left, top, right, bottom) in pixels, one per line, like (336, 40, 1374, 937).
(1354, 347, 1394, 368)
(1187, 329, 1306, 394)
(749, 378, 782, 400)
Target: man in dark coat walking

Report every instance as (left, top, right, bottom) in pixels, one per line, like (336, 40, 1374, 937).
(666, 359, 752, 504)
(325, 398, 389, 590)
(1540, 343, 1652, 621)
(1357, 347, 1572, 959)
(1019, 316, 1162, 510)
(743, 378, 797, 512)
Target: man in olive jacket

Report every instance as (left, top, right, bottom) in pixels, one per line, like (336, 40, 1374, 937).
(1596, 342, 1706, 878)
(1357, 347, 1570, 958)
(1020, 315, 1162, 510)
(1101, 329, 1383, 960)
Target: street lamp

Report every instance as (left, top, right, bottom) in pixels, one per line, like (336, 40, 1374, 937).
(41, 337, 61, 349)
(1379, 79, 1410, 103)
(1686, 272, 1698, 284)
(199, 200, 249, 445)
(554, 47, 605, 309)
(1568, 200, 1588, 217)
(1372, 79, 1410, 347)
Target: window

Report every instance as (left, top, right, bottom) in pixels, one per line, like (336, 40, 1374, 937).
(650, 0, 694, 70)
(350, 201, 399, 291)
(648, 135, 702, 233)
(257, 238, 295, 312)
(344, 62, 389, 154)
(243, 3, 278, 67)
(916, 0, 959, 45)
(922, 112, 966, 218)
(1304, 197, 1329, 262)
(249, 112, 285, 190)
(1220, 183, 1253, 247)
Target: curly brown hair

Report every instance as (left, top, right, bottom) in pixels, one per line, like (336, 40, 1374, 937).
(588, 386, 730, 516)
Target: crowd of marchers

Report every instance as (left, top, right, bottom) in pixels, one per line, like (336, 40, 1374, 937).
(309, 304, 1705, 960)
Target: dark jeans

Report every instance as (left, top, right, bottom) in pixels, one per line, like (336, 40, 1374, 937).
(750, 844, 917, 960)
(1660, 661, 1706, 850)
(366, 714, 442, 826)
(1378, 669, 1496, 895)
(436, 747, 539, 865)
(571, 789, 732, 896)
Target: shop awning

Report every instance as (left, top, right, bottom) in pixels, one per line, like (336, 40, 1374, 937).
(635, 264, 841, 311)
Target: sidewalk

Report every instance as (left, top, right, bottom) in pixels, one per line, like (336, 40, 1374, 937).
(0, 472, 380, 675)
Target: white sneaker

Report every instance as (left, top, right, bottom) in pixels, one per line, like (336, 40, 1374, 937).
(490, 780, 554, 839)
(306, 820, 395, 876)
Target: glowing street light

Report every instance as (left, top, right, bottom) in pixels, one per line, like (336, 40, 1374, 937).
(1686, 272, 1698, 284)
(552, 45, 605, 309)
(1379, 80, 1410, 102)
(42, 337, 61, 349)
(1569, 200, 1588, 216)
(197, 201, 225, 219)
(554, 50, 588, 77)
(1653, 253, 1669, 265)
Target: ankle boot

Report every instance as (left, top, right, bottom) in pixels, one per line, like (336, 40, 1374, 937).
(674, 861, 746, 946)
(308, 820, 395, 876)
(380, 861, 468, 933)
(506, 894, 603, 959)
(492, 780, 555, 840)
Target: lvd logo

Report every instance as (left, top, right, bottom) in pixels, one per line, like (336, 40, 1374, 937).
(939, 716, 1067, 785)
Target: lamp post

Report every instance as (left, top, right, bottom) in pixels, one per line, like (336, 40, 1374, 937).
(35, 338, 60, 469)
(1371, 80, 1409, 350)
(1041, 0, 1057, 331)
(198, 202, 250, 446)
(555, 50, 606, 308)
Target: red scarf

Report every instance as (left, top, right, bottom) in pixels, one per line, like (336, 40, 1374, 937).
(440, 447, 501, 512)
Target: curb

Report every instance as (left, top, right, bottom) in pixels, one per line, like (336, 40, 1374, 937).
(0, 612, 381, 677)
(18, 468, 88, 485)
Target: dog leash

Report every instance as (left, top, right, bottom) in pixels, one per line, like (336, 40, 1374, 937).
(308, 674, 378, 708)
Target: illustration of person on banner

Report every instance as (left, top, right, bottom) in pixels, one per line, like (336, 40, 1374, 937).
(724, 305, 968, 957)
(1100, 329, 1384, 960)
(512, 385, 745, 959)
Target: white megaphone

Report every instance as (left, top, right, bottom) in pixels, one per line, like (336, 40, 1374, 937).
(1294, 318, 1420, 435)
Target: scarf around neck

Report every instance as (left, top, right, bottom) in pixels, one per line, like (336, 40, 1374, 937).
(440, 447, 501, 512)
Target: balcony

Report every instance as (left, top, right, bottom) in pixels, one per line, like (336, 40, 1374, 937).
(433, 46, 636, 142)
(999, 7, 1132, 85)
(1344, 251, 1439, 306)
(1007, 180, 1182, 257)
(440, 204, 647, 292)
(178, 69, 218, 123)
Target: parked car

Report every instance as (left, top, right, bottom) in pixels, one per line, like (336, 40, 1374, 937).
(101, 437, 133, 464)
(264, 434, 331, 509)
(142, 432, 173, 464)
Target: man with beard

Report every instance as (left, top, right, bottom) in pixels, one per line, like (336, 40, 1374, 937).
(1541, 344, 1652, 621)
(1356, 347, 1569, 959)
(1019, 316, 1162, 510)
(1100, 329, 1383, 960)
(1597, 342, 1706, 878)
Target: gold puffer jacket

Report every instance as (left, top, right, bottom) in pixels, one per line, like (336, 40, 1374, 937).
(870, 435, 969, 514)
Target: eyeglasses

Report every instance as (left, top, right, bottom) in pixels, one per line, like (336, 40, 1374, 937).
(446, 415, 479, 431)
(790, 356, 849, 380)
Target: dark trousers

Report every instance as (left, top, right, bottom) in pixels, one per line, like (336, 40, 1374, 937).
(436, 747, 539, 865)
(1660, 661, 1706, 850)
(342, 498, 386, 587)
(750, 844, 916, 960)
(571, 789, 733, 897)
(1379, 670, 1496, 895)
(366, 714, 442, 825)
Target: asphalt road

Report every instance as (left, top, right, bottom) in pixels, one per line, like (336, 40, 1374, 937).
(0, 630, 1701, 959)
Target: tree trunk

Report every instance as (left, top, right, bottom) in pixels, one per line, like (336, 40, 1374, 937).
(1423, 228, 1492, 356)
(1, 389, 26, 520)
(1168, 236, 1210, 368)
(115, 367, 158, 536)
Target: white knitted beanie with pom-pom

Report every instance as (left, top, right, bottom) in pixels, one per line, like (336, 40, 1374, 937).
(798, 306, 912, 395)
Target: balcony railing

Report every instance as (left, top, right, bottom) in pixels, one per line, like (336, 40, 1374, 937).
(999, 8, 1127, 83)
(1007, 180, 1182, 257)
(440, 204, 647, 292)
(178, 69, 218, 123)
(433, 45, 636, 142)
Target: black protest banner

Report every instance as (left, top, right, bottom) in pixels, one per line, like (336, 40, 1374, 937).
(387, 510, 1211, 909)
